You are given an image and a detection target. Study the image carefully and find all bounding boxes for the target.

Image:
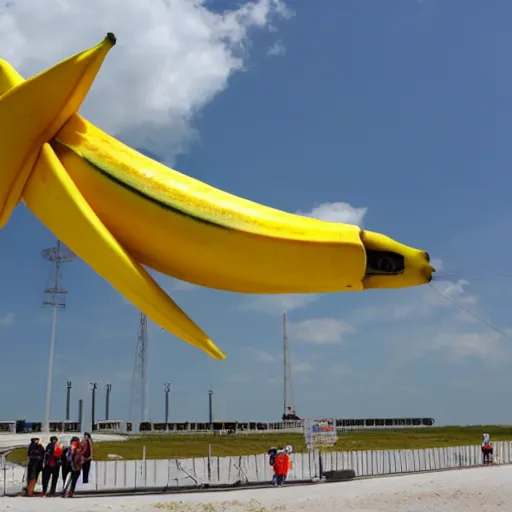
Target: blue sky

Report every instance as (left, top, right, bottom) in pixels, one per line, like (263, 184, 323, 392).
(2, 0, 512, 428)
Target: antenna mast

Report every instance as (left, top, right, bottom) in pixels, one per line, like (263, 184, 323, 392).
(41, 240, 76, 433)
(283, 311, 294, 419)
(130, 312, 149, 425)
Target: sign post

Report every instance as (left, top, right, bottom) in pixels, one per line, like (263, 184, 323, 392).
(303, 418, 338, 481)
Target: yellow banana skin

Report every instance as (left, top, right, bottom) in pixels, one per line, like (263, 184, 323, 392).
(0, 35, 225, 360)
(55, 116, 434, 294)
(0, 35, 434, 360)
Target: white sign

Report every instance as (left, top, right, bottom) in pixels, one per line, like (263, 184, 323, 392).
(303, 418, 338, 450)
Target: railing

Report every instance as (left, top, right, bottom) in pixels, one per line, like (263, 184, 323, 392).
(2, 441, 508, 496)
(2, 417, 435, 435)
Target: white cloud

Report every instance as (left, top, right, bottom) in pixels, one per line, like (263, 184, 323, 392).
(267, 40, 286, 56)
(432, 331, 501, 359)
(245, 347, 277, 363)
(291, 362, 314, 373)
(347, 262, 512, 365)
(0, 313, 15, 326)
(241, 293, 318, 314)
(424, 279, 478, 313)
(350, 258, 477, 323)
(289, 317, 355, 344)
(297, 202, 367, 226)
(1, 0, 292, 160)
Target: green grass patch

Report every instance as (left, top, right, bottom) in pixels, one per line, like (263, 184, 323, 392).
(7, 425, 512, 465)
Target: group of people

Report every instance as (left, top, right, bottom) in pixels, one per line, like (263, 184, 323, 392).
(268, 445, 292, 487)
(25, 432, 93, 498)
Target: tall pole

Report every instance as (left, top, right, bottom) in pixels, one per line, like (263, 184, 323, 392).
(140, 314, 149, 423)
(105, 384, 112, 421)
(66, 381, 72, 421)
(90, 382, 97, 431)
(78, 399, 83, 431)
(41, 241, 75, 433)
(283, 311, 287, 418)
(164, 383, 170, 427)
(208, 386, 213, 424)
(130, 313, 149, 427)
(43, 305, 58, 432)
(282, 311, 294, 419)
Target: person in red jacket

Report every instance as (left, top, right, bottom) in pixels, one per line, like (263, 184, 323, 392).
(273, 450, 290, 487)
(42, 436, 62, 496)
(63, 439, 84, 498)
(81, 432, 93, 484)
(481, 433, 493, 465)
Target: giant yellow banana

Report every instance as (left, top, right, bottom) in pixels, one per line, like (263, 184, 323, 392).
(0, 34, 435, 360)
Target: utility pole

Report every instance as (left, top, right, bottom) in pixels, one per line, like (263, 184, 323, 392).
(65, 381, 72, 421)
(105, 384, 112, 421)
(90, 382, 97, 432)
(282, 311, 295, 419)
(130, 313, 149, 426)
(78, 399, 83, 432)
(41, 241, 76, 432)
(208, 386, 213, 424)
(164, 383, 170, 428)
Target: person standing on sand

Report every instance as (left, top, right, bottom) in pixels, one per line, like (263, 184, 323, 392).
(267, 448, 278, 486)
(25, 438, 44, 497)
(481, 433, 493, 464)
(60, 440, 72, 491)
(273, 449, 290, 487)
(63, 438, 83, 498)
(41, 435, 62, 496)
(81, 432, 93, 484)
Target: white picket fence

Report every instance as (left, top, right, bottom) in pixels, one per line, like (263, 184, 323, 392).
(2, 442, 511, 495)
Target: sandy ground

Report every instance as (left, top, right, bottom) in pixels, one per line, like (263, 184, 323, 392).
(0, 465, 509, 511)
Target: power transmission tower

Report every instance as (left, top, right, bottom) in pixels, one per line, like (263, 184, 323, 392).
(130, 313, 149, 425)
(41, 240, 76, 433)
(283, 311, 295, 419)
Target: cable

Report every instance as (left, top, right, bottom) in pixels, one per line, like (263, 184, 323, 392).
(428, 283, 512, 343)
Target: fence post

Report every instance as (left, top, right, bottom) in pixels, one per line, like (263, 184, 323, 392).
(207, 444, 212, 483)
(143, 446, 147, 487)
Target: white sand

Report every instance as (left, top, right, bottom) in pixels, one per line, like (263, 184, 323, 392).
(0, 465, 508, 511)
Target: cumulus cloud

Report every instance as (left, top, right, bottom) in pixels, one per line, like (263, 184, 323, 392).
(289, 317, 355, 344)
(244, 347, 277, 363)
(291, 361, 314, 373)
(297, 202, 367, 226)
(1, 0, 292, 159)
(0, 313, 15, 326)
(267, 40, 286, 56)
(241, 293, 318, 314)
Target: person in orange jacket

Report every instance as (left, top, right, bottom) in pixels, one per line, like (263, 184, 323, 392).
(273, 449, 290, 487)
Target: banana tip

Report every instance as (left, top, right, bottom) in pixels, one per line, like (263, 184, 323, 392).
(106, 32, 117, 45)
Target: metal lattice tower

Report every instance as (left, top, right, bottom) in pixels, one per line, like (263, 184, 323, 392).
(41, 240, 76, 433)
(283, 311, 295, 418)
(130, 312, 149, 425)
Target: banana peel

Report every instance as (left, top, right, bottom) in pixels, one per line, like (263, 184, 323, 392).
(0, 34, 435, 360)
